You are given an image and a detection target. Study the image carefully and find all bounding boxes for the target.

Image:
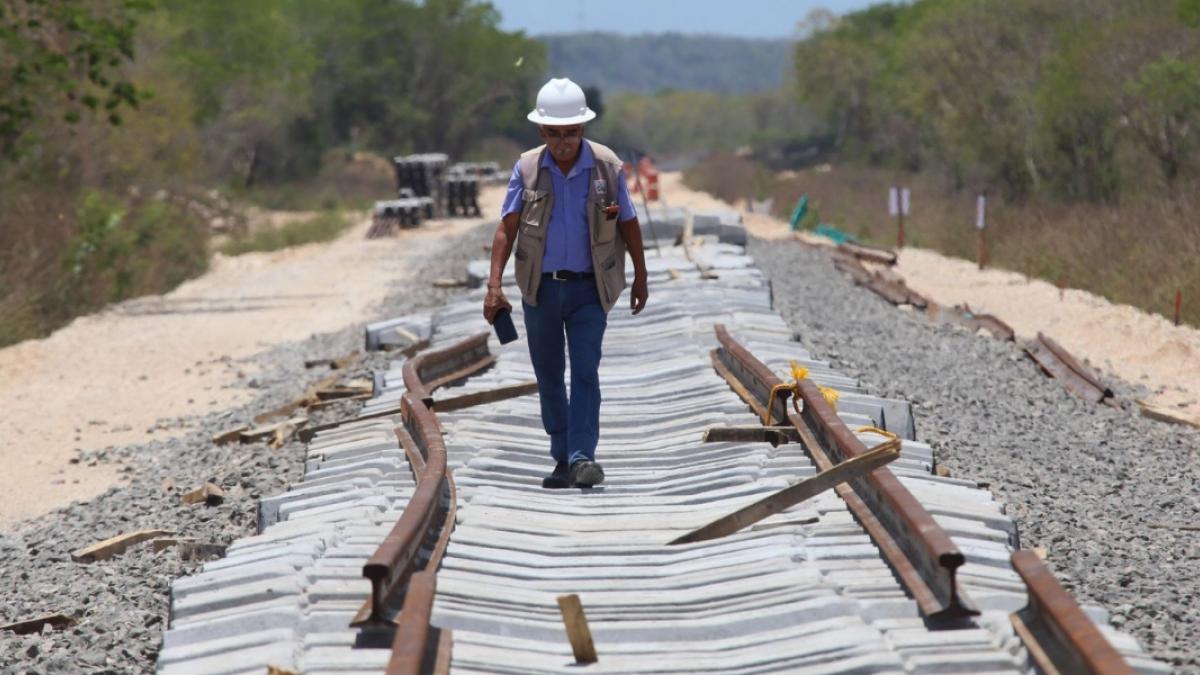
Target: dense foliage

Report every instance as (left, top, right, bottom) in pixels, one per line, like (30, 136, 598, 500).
(0, 0, 545, 347)
(793, 0, 1200, 202)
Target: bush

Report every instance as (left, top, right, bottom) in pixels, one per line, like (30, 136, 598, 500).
(57, 189, 210, 314)
(218, 210, 352, 256)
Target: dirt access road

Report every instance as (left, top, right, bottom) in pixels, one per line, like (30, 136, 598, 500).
(0, 189, 503, 527)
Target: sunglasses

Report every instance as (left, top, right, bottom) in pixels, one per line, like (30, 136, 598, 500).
(542, 126, 583, 141)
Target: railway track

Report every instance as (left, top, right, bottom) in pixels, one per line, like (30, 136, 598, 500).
(157, 226, 1167, 674)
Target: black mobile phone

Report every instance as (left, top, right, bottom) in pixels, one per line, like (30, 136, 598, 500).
(493, 308, 518, 344)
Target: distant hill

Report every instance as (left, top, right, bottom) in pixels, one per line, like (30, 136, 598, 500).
(539, 32, 793, 95)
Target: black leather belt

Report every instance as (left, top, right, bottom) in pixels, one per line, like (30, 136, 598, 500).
(544, 270, 594, 281)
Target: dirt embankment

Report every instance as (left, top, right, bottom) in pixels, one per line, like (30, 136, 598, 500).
(0, 187, 503, 527)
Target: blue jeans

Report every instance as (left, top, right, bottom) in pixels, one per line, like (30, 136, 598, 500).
(523, 277, 607, 465)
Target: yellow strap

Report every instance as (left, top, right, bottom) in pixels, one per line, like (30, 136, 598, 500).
(763, 382, 796, 426)
(855, 425, 898, 440)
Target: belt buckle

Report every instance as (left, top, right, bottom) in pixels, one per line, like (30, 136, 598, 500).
(552, 270, 566, 281)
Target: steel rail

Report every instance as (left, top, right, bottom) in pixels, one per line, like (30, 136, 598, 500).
(1010, 550, 1135, 674)
(350, 333, 491, 646)
(713, 323, 977, 621)
(1024, 332, 1114, 404)
(712, 323, 1133, 668)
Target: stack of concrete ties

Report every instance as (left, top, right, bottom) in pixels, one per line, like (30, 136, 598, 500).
(692, 210, 748, 246)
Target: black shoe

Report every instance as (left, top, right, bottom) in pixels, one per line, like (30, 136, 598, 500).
(542, 462, 570, 489)
(569, 459, 605, 488)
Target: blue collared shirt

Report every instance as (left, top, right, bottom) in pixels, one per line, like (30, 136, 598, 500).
(501, 142, 637, 273)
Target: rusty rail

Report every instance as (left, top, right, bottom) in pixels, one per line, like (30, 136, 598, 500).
(1010, 550, 1134, 674)
(713, 323, 1134, 667)
(1024, 332, 1114, 404)
(926, 302, 1016, 342)
(830, 252, 928, 309)
(713, 324, 976, 621)
(349, 333, 492, 675)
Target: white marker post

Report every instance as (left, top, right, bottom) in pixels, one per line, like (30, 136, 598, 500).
(889, 187, 909, 248)
(976, 194, 987, 270)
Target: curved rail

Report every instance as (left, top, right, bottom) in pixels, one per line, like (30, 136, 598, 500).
(349, 334, 491, 651)
(1010, 550, 1134, 675)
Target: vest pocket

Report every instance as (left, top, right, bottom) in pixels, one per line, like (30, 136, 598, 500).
(522, 190, 549, 227)
(590, 199, 617, 244)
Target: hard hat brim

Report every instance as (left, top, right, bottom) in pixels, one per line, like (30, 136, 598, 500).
(527, 108, 597, 125)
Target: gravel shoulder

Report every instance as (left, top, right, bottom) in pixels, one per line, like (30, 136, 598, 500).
(0, 211, 499, 671)
(750, 238, 1200, 672)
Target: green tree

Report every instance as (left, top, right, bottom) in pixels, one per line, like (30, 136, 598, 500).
(154, 1, 316, 185)
(0, 0, 151, 158)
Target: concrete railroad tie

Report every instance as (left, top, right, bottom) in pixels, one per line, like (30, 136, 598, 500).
(157, 230, 1167, 674)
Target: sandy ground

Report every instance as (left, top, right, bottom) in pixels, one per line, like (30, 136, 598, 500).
(661, 170, 1200, 425)
(0, 188, 503, 527)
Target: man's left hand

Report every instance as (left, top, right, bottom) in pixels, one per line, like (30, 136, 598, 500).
(630, 275, 648, 315)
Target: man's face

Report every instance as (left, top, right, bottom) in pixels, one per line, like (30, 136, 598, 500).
(539, 124, 584, 160)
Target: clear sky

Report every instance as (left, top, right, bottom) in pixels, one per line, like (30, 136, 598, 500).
(489, 0, 884, 39)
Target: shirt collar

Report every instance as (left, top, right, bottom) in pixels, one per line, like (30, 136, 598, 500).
(541, 140, 594, 178)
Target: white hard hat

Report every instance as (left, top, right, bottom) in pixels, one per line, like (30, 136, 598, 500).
(527, 77, 596, 125)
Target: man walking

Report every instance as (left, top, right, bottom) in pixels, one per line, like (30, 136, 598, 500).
(482, 77, 649, 489)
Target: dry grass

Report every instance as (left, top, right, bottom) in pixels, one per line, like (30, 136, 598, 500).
(0, 186, 210, 348)
(685, 155, 1200, 327)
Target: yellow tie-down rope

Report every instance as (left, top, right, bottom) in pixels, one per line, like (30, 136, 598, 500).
(855, 425, 902, 454)
(763, 360, 843, 426)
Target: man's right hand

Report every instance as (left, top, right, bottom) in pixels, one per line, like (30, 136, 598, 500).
(482, 285, 512, 324)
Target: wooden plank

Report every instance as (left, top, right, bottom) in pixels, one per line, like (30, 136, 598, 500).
(254, 375, 339, 423)
(181, 482, 225, 506)
(71, 528, 173, 563)
(305, 393, 372, 413)
(556, 594, 598, 664)
(211, 426, 248, 446)
(669, 438, 900, 545)
(314, 380, 372, 401)
(239, 416, 309, 443)
(425, 381, 539, 412)
(0, 614, 75, 635)
(1137, 400, 1200, 429)
(304, 351, 361, 370)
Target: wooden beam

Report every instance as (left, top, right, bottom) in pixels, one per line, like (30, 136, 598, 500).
(239, 416, 309, 443)
(669, 439, 901, 545)
(211, 426, 248, 446)
(1137, 400, 1200, 429)
(181, 482, 225, 506)
(0, 614, 75, 635)
(556, 594, 598, 664)
(424, 381, 539, 412)
(71, 528, 174, 563)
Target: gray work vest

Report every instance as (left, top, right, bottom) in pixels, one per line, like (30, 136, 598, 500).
(513, 140, 627, 313)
